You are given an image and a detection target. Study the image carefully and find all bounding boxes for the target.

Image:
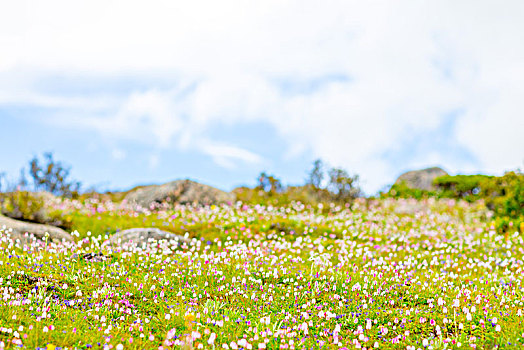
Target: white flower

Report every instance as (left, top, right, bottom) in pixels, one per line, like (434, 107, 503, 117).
(208, 333, 216, 345)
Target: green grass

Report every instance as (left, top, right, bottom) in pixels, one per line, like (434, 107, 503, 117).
(0, 198, 523, 349)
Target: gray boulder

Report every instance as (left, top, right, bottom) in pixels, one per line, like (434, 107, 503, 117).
(107, 227, 191, 246)
(0, 214, 74, 243)
(394, 167, 448, 191)
(124, 179, 234, 208)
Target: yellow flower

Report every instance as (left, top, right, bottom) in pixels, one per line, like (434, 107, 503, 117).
(185, 313, 196, 329)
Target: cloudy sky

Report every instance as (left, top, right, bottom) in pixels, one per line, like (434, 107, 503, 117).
(1, 0, 523, 194)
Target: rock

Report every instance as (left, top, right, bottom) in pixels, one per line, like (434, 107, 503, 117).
(82, 252, 109, 262)
(394, 167, 448, 191)
(0, 214, 74, 243)
(124, 179, 234, 208)
(107, 227, 191, 246)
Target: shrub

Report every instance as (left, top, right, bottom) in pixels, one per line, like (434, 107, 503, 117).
(385, 170, 523, 233)
(236, 161, 361, 208)
(28, 152, 81, 198)
(327, 167, 361, 204)
(0, 190, 46, 222)
(256, 172, 283, 194)
(306, 159, 324, 189)
(384, 182, 434, 200)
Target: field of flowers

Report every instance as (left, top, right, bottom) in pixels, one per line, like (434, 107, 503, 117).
(0, 198, 523, 349)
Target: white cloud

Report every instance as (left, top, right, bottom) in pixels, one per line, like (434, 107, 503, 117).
(199, 140, 263, 169)
(111, 148, 126, 160)
(1, 0, 523, 192)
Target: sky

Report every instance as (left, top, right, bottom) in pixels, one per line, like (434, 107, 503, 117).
(0, 0, 523, 195)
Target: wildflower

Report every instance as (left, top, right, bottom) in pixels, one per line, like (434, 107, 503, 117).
(208, 333, 216, 345)
(167, 329, 176, 340)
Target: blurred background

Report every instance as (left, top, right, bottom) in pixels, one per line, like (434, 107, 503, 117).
(1, 0, 523, 195)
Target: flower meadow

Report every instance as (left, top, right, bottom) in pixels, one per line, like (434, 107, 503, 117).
(0, 198, 523, 349)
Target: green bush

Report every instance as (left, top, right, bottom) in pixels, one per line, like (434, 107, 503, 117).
(28, 152, 81, 198)
(435, 172, 523, 218)
(0, 191, 46, 222)
(385, 182, 435, 200)
(0, 191, 72, 229)
(385, 171, 523, 233)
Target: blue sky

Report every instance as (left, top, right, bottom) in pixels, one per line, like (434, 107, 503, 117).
(1, 0, 523, 194)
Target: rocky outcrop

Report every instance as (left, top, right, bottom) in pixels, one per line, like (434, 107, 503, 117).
(0, 214, 74, 243)
(107, 227, 191, 246)
(394, 167, 448, 191)
(124, 179, 234, 208)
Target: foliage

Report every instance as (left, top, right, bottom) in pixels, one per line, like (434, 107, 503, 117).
(434, 174, 492, 202)
(386, 182, 435, 200)
(28, 152, 81, 198)
(238, 160, 361, 207)
(0, 191, 72, 229)
(0, 190, 46, 222)
(233, 184, 335, 208)
(256, 172, 283, 194)
(327, 167, 361, 203)
(306, 159, 324, 189)
(385, 171, 524, 233)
